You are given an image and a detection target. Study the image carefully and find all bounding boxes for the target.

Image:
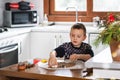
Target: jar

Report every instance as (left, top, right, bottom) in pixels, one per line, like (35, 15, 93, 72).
(18, 62, 26, 71)
(93, 16, 100, 27)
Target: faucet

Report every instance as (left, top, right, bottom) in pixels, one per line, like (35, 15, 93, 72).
(66, 6, 78, 23)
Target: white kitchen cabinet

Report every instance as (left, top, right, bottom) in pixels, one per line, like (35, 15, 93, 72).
(30, 31, 89, 59)
(17, 33, 30, 62)
(88, 32, 108, 55)
(30, 31, 70, 59)
(56, 32, 71, 47)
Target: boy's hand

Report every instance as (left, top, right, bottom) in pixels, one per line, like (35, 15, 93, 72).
(48, 57, 58, 68)
(69, 54, 79, 62)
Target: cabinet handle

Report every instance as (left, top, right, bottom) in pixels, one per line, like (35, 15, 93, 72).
(55, 35, 58, 47)
(18, 41, 21, 55)
(0, 44, 18, 53)
(59, 35, 62, 45)
(88, 33, 90, 44)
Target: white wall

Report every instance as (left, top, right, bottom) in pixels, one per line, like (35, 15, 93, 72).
(0, 0, 43, 26)
(0, 0, 4, 26)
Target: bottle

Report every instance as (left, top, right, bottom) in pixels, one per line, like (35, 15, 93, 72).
(93, 16, 100, 27)
(43, 14, 48, 26)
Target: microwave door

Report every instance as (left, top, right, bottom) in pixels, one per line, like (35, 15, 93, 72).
(12, 12, 29, 24)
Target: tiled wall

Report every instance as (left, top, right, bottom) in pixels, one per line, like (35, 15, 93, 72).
(0, 0, 43, 26)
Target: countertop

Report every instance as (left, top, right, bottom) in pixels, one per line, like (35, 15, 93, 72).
(0, 22, 101, 40)
(33, 22, 101, 33)
(0, 27, 32, 40)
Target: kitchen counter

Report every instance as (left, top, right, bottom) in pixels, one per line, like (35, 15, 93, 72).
(34, 22, 100, 33)
(0, 27, 32, 40)
(0, 22, 100, 40)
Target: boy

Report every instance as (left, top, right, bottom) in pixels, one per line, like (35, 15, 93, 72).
(48, 23, 94, 67)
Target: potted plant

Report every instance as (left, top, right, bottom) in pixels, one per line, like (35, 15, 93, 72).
(94, 13, 120, 62)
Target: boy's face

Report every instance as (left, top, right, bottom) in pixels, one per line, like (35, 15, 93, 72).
(70, 29, 86, 47)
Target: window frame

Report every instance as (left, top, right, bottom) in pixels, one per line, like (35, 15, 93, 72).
(44, 0, 120, 22)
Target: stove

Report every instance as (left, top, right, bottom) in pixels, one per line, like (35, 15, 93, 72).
(0, 28, 8, 33)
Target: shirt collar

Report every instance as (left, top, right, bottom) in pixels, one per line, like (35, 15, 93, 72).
(70, 42, 83, 49)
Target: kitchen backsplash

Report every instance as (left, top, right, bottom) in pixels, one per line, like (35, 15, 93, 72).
(0, 0, 43, 26)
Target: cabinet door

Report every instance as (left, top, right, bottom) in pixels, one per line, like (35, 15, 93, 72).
(18, 33, 30, 62)
(30, 32, 56, 59)
(57, 32, 70, 46)
(88, 33, 108, 55)
(58, 32, 88, 45)
(84, 33, 88, 43)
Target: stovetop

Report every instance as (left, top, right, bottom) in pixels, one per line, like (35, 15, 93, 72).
(0, 27, 8, 33)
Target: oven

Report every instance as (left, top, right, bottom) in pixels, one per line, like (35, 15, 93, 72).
(0, 40, 20, 68)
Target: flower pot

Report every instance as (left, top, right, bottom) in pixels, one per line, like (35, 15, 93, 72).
(110, 39, 120, 62)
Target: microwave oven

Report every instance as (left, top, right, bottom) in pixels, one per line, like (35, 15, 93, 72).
(3, 10, 38, 27)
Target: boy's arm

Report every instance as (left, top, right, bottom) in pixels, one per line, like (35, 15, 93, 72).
(76, 54, 91, 61)
(70, 54, 91, 62)
(70, 48, 94, 61)
(50, 50, 56, 58)
(48, 51, 58, 67)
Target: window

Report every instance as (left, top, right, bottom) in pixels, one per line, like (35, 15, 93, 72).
(93, 0, 120, 12)
(44, 0, 120, 22)
(55, 0, 86, 11)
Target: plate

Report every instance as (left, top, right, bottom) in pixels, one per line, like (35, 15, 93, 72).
(37, 60, 85, 70)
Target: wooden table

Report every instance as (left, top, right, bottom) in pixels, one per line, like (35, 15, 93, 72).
(0, 63, 92, 80)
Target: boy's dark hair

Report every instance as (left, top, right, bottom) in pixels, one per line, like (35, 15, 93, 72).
(71, 23, 86, 35)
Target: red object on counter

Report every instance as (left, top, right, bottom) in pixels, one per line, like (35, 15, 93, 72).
(33, 59, 40, 64)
